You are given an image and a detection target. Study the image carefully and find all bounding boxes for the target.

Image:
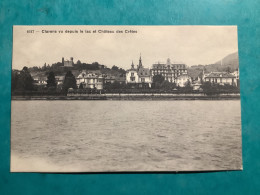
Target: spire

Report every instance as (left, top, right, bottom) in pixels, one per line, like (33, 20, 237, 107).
(131, 60, 134, 69)
(167, 58, 171, 66)
(139, 53, 142, 68)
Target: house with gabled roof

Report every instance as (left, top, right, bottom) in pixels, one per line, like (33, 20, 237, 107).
(203, 71, 237, 86)
(76, 70, 104, 90)
(126, 55, 152, 88)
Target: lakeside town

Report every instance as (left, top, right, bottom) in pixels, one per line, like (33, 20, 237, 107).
(11, 53, 240, 99)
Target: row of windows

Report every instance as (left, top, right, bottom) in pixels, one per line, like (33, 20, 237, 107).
(205, 78, 234, 83)
(153, 72, 181, 76)
(152, 69, 187, 73)
(130, 77, 146, 82)
(152, 66, 186, 70)
(78, 79, 103, 83)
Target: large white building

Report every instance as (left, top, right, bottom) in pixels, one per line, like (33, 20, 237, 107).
(126, 56, 152, 88)
(151, 58, 191, 87)
(76, 70, 104, 90)
(203, 72, 238, 86)
(151, 58, 188, 83)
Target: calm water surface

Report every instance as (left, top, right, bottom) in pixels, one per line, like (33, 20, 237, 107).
(11, 100, 242, 172)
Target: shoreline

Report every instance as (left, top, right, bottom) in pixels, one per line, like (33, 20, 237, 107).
(11, 93, 240, 101)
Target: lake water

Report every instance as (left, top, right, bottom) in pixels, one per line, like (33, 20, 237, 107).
(11, 100, 242, 172)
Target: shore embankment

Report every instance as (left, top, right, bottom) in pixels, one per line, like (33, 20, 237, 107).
(12, 93, 240, 100)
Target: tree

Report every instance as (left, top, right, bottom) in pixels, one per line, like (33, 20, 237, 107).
(183, 80, 193, 92)
(226, 66, 231, 73)
(112, 65, 119, 71)
(76, 60, 82, 65)
(42, 63, 47, 71)
(62, 71, 77, 92)
(16, 66, 34, 91)
(47, 71, 57, 88)
(201, 81, 212, 91)
(185, 80, 192, 88)
(152, 75, 165, 88)
(79, 83, 84, 89)
(110, 81, 121, 89)
(160, 80, 171, 90)
(11, 71, 19, 91)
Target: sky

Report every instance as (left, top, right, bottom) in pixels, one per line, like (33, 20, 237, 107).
(12, 25, 238, 70)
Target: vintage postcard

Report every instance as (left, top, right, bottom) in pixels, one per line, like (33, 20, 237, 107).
(11, 25, 242, 172)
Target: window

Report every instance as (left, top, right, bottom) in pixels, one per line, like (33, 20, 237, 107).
(141, 78, 145, 82)
(131, 77, 135, 81)
(131, 73, 134, 76)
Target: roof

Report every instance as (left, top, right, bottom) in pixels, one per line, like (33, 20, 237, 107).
(138, 67, 151, 77)
(55, 76, 65, 80)
(115, 77, 126, 82)
(152, 63, 166, 69)
(32, 76, 47, 80)
(126, 68, 137, 72)
(152, 63, 186, 69)
(205, 72, 236, 78)
(105, 75, 116, 80)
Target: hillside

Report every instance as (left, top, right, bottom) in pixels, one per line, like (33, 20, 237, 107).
(188, 51, 239, 79)
(215, 51, 239, 68)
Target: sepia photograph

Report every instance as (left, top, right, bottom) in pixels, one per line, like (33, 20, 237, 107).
(11, 25, 242, 172)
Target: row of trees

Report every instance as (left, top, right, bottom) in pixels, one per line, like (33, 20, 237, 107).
(12, 67, 77, 94)
(28, 61, 125, 76)
(12, 69, 192, 94)
(12, 67, 240, 96)
(102, 75, 193, 93)
(12, 67, 34, 91)
(45, 71, 77, 92)
(152, 75, 192, 91)
(201, 81, 240, 94)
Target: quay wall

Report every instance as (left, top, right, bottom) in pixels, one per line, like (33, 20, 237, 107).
(12, 93, 240, 100)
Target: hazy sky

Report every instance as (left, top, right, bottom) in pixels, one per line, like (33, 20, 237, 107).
(13, 25, 238, 70)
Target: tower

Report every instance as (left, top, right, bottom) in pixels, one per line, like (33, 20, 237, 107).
(138, 53, 143, 70)
(131, 60, 134, 69)
(166, 58, 171, 66)
(62, 57, 64, 65)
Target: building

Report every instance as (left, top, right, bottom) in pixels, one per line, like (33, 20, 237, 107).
(125, 55, 152, 88)
(55, 76, 65, 86)
(32, 76, 47, 86)
(231, 69, 239, 79)
(76, 70, 104, 90)
(104, 75, 116, 84)
(192, 83, 202, 91)
(231, 68, 240, 87)
(62, 57, 74, 67)
(151, 58, 188, 83)
(115, 76, 126, 85)
(203, 72, 237, 86)
(176, 74, 192, 87)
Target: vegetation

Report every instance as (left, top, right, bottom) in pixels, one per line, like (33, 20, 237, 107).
(201, 81, 239, 95)
(62, 71, 77, 92)
(12, 67, 34, 91)
(46, 71, 57, 89)
(152, 75, 165, 88)
(12, 58, 240, 97)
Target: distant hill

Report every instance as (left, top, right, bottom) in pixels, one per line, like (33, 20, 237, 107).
(188, 51, 239, 79)
(214, 51, 239, 69)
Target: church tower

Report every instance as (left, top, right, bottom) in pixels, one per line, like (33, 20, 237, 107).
(131, 60, 134, 69)
(138, 54, 143, 70)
